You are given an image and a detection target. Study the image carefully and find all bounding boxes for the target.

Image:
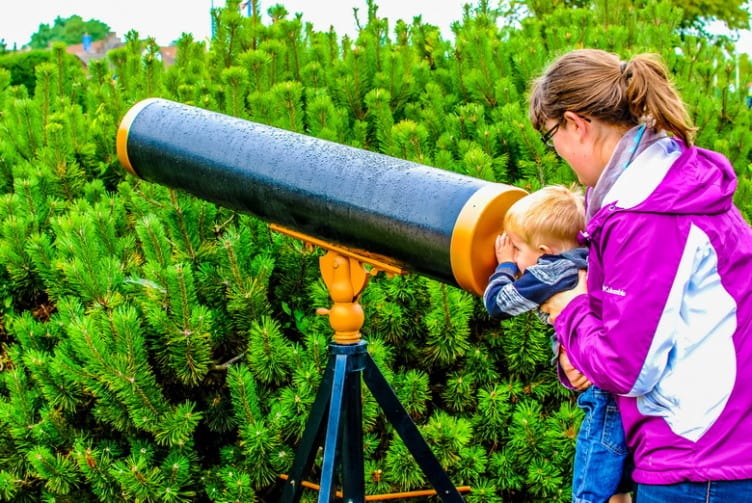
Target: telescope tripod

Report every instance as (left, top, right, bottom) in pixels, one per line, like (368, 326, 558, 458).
(278, 249, 466, 503)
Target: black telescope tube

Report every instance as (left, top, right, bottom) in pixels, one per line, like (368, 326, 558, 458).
(117, 98, 526, 295)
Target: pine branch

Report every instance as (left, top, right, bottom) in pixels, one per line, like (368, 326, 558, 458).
(247, 316, 292, 386)
(26, 445, 79, 495)
(213, 353, 245, 370)
(422, 282, 473, 366)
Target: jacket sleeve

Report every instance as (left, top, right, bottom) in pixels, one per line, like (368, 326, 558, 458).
(554, 213, 686, 396)
(483, 262, 528, 318)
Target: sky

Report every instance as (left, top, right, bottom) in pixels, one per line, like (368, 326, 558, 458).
(1, 0, 469, 49)
(2, 0, 751, 55)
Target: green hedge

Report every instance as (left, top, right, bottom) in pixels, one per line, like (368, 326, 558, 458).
(0, 1, 749, 502)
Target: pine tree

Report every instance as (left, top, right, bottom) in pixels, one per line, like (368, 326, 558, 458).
(0, 1, 750, 501)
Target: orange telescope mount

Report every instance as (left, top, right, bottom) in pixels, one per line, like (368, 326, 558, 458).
(117, 98, 526, 502)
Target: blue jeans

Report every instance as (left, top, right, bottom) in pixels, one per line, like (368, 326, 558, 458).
(635, 479, 752, 502)
(572, 386, 631, 503)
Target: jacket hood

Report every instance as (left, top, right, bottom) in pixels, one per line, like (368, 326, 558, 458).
(589, 137, 737, 230)
(653, 145, 737, 216)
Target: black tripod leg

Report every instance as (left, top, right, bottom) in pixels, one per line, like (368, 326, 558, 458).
(279, 355, 336, 503)
(341, 357, 365, 502)
(317, 353, 348, 503)
(362, 353, 465, 503)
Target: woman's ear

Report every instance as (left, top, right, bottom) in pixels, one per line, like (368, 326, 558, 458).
(562, 111, 591, 140)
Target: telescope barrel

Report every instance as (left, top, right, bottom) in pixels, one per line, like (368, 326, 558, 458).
(117, 98, 525, 296)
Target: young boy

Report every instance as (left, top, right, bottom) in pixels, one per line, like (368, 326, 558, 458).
(483, 185, 632, 503)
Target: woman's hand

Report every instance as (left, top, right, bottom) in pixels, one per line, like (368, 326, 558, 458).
(494, 233, 515, 264)
(560, 348, 591, 391)
(541, 269, 587, 323)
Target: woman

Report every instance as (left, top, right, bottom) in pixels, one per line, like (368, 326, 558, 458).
(532, 49, 752, 502)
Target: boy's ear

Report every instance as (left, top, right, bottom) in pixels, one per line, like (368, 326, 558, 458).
(538, 244, 554, 254)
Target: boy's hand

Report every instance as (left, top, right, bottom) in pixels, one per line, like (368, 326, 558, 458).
(541, 269, 587, 323)
(494, 233, 515, 264)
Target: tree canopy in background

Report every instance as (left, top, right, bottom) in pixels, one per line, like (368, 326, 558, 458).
(11, 0, 752, 52)
(28, 15, 111, 50)
(506, 0, 750, 31)
(674, 0, 751, 30)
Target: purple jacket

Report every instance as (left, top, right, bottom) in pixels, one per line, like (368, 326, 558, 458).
(554, 134, 752, 484)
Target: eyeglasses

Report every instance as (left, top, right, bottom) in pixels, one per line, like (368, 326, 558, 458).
(540, 116, 591, 148)
(540, 122, 560, 147)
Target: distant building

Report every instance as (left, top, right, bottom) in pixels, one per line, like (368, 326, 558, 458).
(65, 32, 177, 68)
(159, 46, 177, 66)
(65, 32, 122, 66)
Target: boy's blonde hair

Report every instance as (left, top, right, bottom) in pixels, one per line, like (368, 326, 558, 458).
(503, 185, 585, 251)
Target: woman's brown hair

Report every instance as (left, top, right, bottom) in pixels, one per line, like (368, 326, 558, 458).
(529, 49, 696, 146)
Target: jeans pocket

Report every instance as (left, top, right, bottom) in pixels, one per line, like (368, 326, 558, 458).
(601, 399, 628, 456)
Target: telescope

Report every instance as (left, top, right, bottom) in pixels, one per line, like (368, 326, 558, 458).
(116, 98, 526, 296)
(116, 98, 526, 503)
